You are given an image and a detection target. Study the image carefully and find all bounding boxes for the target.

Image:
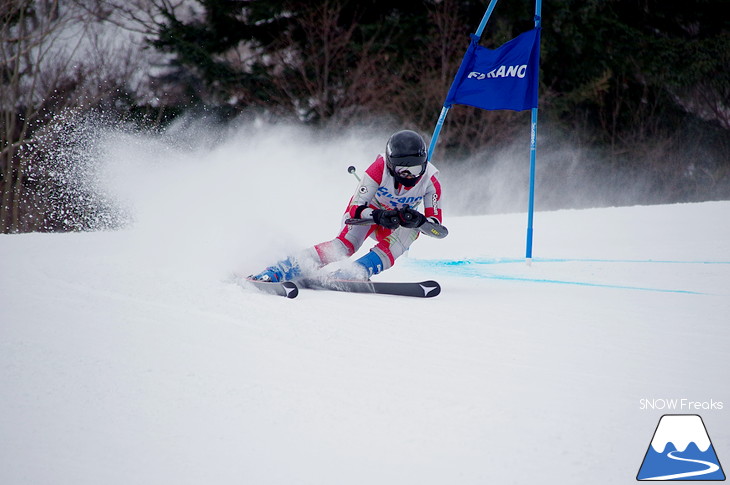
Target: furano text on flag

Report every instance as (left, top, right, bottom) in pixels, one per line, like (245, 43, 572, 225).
(445, 28, 541, 112)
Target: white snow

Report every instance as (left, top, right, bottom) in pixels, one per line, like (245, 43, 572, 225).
(1, 123, 729, 484)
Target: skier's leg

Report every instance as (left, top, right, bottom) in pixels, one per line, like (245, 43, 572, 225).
(250, 223, 373, 282)
(346, 226, 420, 279)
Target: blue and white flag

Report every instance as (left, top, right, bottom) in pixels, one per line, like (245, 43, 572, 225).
(445, 28, 541, 112)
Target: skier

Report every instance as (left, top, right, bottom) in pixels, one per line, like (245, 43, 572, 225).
(250, 129, 443, 282)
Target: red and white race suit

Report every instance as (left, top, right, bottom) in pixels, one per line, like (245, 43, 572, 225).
(311, 154, 443, 271)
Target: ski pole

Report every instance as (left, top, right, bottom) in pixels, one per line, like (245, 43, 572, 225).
(347, 165, 361, 182)
(344, 217, 449, 239)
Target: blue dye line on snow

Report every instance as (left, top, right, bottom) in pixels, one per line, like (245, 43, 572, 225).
(420, 257, 730, 266)
(408, 257, 722, 295)
(476, 273, 703, 294)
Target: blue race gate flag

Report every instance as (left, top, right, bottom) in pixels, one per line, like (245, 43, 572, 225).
(445, 28, 541, 111)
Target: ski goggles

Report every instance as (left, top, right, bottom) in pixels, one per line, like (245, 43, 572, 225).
(394, 164, 425, 179)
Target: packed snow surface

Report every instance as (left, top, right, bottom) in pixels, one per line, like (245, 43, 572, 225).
(1, 125, 728, 484)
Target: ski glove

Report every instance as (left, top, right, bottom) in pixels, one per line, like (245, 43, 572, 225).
(371, 209, 400, 229)
(398, 207, 426, 228)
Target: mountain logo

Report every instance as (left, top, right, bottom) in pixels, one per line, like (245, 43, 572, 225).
(637, 414, 725, 481)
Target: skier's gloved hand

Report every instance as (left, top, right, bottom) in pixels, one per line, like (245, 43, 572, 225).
(398, 207, 426, 228)
(371, 209, 400, 229)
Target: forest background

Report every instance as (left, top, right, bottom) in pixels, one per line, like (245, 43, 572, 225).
(1, 0, 728, 233)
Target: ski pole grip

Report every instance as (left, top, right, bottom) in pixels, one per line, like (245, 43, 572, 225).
(345, 218, 375, 225)
(347, 165, 361, 182)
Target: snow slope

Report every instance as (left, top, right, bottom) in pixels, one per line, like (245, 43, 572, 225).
(1, 124, 729, 484)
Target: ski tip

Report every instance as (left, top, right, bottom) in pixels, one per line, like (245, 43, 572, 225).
(419, 280, 441, 298)
(242, 277, 299, 298)
(281, 281, 299, 298)
(420, 223, 448, 239)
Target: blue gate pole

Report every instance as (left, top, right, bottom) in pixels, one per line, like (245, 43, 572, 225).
(427, 106, 450, 161)
(526, 109, 538, 261)
(525, 0, 542, 262)
(427, 0, 501, 162)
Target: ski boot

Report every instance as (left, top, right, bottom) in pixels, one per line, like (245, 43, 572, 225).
(250, 257, 301, 282)
(329, 251, 383, 281)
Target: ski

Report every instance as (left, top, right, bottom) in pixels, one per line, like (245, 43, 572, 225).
(345, 217, 448, 239)
(243, 278, 299, 298)
(299, 278, 441, 298)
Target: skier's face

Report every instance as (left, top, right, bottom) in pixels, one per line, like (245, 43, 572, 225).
(394, 165, 422, 179)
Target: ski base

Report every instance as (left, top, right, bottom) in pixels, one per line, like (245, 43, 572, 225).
(299, 278, 441, 298)
(245, 278, 299, 298)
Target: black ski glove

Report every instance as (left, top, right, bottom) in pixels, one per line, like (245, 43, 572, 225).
(398, 207, 426, 228)
(371, 209, 400, 229)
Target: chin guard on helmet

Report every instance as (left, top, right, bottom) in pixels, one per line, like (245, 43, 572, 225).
(385, 130, 427, 186)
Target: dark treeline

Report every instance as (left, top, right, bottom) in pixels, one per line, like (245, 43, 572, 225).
(1, 0, 729, 232)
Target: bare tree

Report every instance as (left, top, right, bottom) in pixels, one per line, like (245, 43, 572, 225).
(259, 0, 400, 124)
(0, 0, 147, 232)
(387, 0, 529, 159)
(674, 81, 730, 132)
(2, 1, 68, 231)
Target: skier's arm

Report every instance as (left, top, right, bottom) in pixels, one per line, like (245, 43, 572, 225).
(345, 156, 385, 219)
(423, 173, 443, 224)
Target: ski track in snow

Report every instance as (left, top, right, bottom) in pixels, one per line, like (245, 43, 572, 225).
(2, 201, 728, 485)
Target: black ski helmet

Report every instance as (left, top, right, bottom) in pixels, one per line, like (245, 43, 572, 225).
(385, 130, 427, 187)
